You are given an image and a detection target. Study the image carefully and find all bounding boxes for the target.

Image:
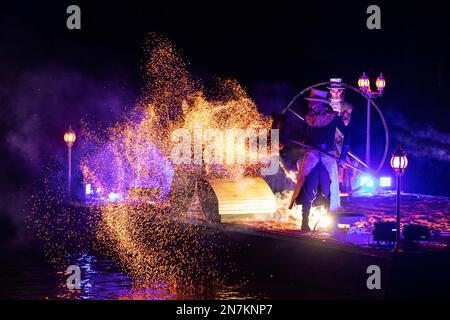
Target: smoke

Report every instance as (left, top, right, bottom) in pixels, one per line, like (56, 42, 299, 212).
(0, 63, 136, 247)
(249, 81, 298, 116)
(385, 110, 450, 196)
(387, 111, 450, 163)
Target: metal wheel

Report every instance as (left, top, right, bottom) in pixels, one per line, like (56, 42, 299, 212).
(281, 81, 389, 173)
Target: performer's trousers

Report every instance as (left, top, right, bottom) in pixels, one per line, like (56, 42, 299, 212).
(295, 161, 331, 223)
(293, 150, 340, 211)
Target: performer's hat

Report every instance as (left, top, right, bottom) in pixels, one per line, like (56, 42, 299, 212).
(305, 89, 329, 104)
(327, 78, 345, 90)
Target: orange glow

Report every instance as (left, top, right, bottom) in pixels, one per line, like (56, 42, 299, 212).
(376, 73, 386, 91)
(79, 35, 272, 282)
(358, 72, 370, 92)
(390, 155, 408, 170)
(390, 149, 408, 172)
(64, 126, 76, 146)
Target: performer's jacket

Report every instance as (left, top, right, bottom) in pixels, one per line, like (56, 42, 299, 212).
(303, 111, 351, 161)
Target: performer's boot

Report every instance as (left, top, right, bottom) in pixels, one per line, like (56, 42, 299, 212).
(324, 196, 330, 213)
(301, 207, 311, 232)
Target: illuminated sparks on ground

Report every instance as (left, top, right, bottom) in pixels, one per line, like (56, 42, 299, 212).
(274, 191, 331, 231)
(228, 191, 333, 233)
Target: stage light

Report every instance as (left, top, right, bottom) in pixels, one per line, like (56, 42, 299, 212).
(85, 183, 92, 195)
(404, 224, 429, 242)
(108, 192, 122, 202)
(360, 175, 374, 188)
(353, 174, 376, 195)
(373, 221, 397, 242)
(379, 176, 392, 187)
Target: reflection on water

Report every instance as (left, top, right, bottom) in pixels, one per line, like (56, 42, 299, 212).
(0, 251, 264, 300)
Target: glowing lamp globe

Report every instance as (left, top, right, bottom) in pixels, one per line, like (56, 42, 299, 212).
(358, 72, 370, 92)
(64, 126, 76, 147)
(376, 73, 386, 93)
(390, 148, 408, 174)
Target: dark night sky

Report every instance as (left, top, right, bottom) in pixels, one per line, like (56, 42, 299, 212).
(0, 0, 449, 219)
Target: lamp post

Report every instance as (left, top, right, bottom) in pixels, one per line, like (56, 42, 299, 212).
(390, 148, 408, 252)
(358, 72, 386, 167)
(64, 126, 76, 197)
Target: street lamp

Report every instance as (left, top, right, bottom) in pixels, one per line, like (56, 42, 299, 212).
(358, 72, 386, 167)
(390, 148, 408, 252)
(375, 73, 386, 93)
(357, 72, 370, 92)
(64, 125, 76, 197)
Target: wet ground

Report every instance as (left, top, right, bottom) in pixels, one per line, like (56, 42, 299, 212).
(0, 250, 355, 300)
(1, 193, 449, 300)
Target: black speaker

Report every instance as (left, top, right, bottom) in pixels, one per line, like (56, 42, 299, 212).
(404, 224, 429, 241)
(373, 221, 397, 242)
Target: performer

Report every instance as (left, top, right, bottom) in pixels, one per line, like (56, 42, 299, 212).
(288, 89, 350, 231)
(328, 78, 355, 197)
(328, 78, 353, 121)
